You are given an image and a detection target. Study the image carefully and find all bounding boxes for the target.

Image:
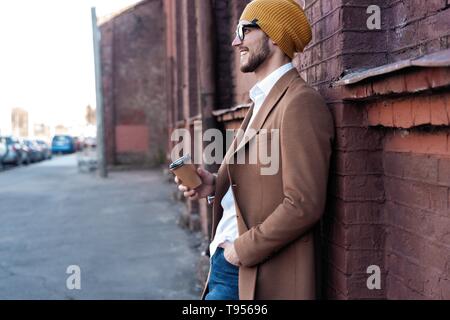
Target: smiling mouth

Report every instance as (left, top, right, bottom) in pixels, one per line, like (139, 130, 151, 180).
(240, 50, 249, 56)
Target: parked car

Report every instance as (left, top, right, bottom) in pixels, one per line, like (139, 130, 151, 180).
(23, 139, 44, 162)
(0, 137, 7, 169)
(1, 136, 30, 165)
(83, 137, 97, 149)
(51, 135, 75, 154)
(73, 137, 83, 152)
(36, 140, 52, 159)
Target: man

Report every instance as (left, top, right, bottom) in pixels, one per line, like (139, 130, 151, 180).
(175, 0, 334, 300)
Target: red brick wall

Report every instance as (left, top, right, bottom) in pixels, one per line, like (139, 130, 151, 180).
(100, 0, 167, 167)
(387, 0, 450, 61)
(384, 131, 450, 298)
(213, 0, 237, 109)
(181, 0, 199, 118)
(99, 19, 116, 166)
(165, 0, 450, 299)
(297, 0, 450, 299)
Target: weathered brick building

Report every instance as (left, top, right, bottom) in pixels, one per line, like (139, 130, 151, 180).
(100, 0, 167, 167)
(102, 0, 450, 299)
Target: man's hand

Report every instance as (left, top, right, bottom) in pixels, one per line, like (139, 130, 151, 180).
(222, 242, 241, 266)
(174, 167, 215, 200)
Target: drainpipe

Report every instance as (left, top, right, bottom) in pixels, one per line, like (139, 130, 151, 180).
(196, 0, 216, 163)
(195, 0, 216, 238)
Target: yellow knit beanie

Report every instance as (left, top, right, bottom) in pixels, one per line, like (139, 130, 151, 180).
(240, 0, 312, 59)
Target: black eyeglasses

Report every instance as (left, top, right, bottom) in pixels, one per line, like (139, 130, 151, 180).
(235, 19, 260, 41)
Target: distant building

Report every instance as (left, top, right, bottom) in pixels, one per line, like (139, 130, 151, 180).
(55, 125, 69, 135)
(33, 123, 51, 141)
(99, 0, 167, 168)
(11, 107, 28, 137)
(85, 105, 96, 126)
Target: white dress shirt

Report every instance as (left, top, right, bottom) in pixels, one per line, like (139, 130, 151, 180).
(209, 62, 294, 258)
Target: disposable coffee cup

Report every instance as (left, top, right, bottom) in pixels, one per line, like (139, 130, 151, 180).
(169, 154, 202, 189)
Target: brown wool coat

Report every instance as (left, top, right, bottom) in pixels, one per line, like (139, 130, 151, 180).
(201, 68, 335, 300)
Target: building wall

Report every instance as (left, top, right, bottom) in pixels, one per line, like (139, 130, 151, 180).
(297, 0, 450, 299)
(100, 0, 167, 167)
(165, 0, 450, 299)
(387, 0, 450, 62)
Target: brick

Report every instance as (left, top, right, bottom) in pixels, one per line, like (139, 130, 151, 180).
(447, 93, 450, 122)
(411, 95, 431, 126)
(347, 249, 385, 275)
(387, 252, 426, 295)
(422, 269, 444, 299)
(439, 278, 450, 299)
(438, 157, 450, 187)
(346, 225, 386, 251)
(309, 0, 322, 25)
(366, 150, 384, 175)
(386, 202, 432, 235)
(367, 103, 381, 126)
(429, 68, 450, 89)
(387, 201, 450, 245)
(348, 83, 373, 100)
(336, 127, 384, 151)
(329, 103, 366, 128)
(386, 273, 427, 299)
(385, 131, 450, 156)
(385, 229, 424, 268)
(378, 100, 394, 126)
(430, 94, 450, 126)
(385, 177, 430, 209)
(421, 241, 450, 273)
(324, 241, 347, 273)
(387, 225, 450, 272)
(387, 74, 408, 94)
(393, 98, 413, 128)
(388, 23, 420, 57)
(383, 152, 404, 177)
(324, 217, 385, 251)
(343, 53, 387, 73)
(335, 150, 383, 175)
(404, 69, 432, 93)
(371, 78, 390, 97)
(334, 175, 385, 202)
(347, 272, 386, 299)
(325, 264, 349, 297)
(332, 197, 384, 225)
(429, 185, 449, 214)
(323, 215, 346, 247)
(325, 285, 348, 300)
(402, 153, 439, 184)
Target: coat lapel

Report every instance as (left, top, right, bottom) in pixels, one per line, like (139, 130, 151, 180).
(224, 104, 254, 165)
(231, 68, 299, 157)
(211, 105, 254, 240)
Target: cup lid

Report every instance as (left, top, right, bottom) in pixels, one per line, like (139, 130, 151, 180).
(169, 154, 191, 170)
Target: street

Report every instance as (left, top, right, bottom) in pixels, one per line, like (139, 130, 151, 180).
(0, 154, 201, 299)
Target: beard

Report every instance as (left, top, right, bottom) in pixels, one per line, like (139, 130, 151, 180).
(240, 37, 271, 73)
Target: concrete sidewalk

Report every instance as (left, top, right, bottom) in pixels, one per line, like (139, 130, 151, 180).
(0, 154, 202, 299)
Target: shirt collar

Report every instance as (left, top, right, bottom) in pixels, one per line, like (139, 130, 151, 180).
(249, 62, 294, 104)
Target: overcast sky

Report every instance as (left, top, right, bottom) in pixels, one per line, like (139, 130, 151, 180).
(0, 0, 142, 133)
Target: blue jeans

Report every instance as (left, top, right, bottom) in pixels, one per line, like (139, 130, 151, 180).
(204, 247, 239, 300)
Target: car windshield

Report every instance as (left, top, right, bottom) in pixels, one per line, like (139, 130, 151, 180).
(53, 136, 70, 142)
